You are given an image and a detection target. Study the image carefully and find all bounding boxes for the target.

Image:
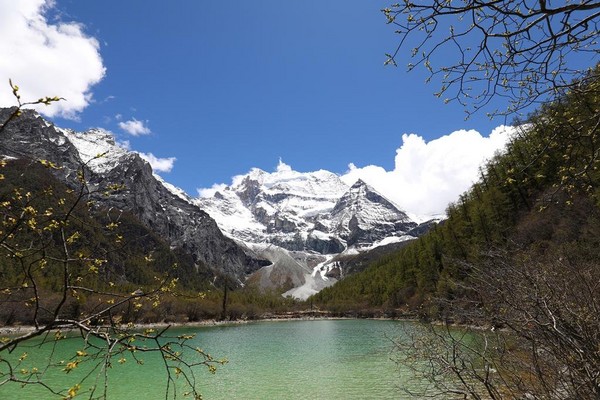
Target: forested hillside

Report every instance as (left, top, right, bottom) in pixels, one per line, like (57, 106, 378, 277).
(0, 158, 214, 323)
(314, 70, 600, 320)
(0, 158, 299, 325)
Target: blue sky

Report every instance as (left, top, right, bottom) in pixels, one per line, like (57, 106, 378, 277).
(1, 0, 520, 215)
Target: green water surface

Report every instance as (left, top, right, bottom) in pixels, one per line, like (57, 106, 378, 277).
(1, 319, 427, 399)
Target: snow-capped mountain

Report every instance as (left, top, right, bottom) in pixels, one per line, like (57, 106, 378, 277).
(0, 107, 436, 299)
(330, 179, 417, 247)
(59, 128, 130, 174)
(0, 108, 268, 282)
(196, 162, 435, 298)
(196, 163, 419, 254)
(196, 163, 349, 252)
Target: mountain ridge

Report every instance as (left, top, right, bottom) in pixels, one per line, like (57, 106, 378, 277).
(0, 107, 269, 283)
(0, 107, 437, 298)
(196, 162, 438, 298)
(196, 162, 429, 254)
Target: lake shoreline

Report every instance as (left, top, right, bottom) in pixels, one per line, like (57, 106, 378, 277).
(0, 309, 495, 336)
(0, 310, 425, 336)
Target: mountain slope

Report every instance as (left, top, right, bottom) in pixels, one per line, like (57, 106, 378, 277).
(197, 166, 421, 254)
(0, 158, 212, 291)
(196, 162, 435, 298)
(0, 107, 434, 297)
(0, 107, 268, 282)
(330, 179, 416, 247)
(313, 75, 600, 317)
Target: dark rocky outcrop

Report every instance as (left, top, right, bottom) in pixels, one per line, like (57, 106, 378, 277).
(0, 108, 268, 282)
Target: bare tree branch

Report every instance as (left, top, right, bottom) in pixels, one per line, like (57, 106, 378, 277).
(382, 0, 600, 118)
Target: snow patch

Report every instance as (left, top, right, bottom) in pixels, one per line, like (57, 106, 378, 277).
(62, 128, 128, 174)
(282, 256, 337, 300)
(363, 235, 416, 250)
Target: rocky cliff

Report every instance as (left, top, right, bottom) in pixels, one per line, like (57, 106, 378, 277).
(0, 108, 268, 282)
(196, 162, 437, 298)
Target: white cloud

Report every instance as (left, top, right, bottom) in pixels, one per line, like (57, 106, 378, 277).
(138, 152, 176, 173)
(0, 0, 105, 119)
(198, 183, 228, 198)
(196, 126, 514, 218)
(341, 126, 515, 217)
(118, 118, 151, 136)
(116, 139, 131, 150)
(276, 158, 292, 172)
(97, 95, 115, 104)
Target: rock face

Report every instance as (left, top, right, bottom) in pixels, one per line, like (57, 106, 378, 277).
(0, 108, 268, 281)
(196, 164, 351, 252)
(0, 108, 438, 297)
(330, 179, 417, 247)
(196, 161, 437, 298)
(196, 165, 421, 254)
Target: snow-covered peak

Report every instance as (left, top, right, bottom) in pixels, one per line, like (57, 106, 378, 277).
(62, 127, 192, 207)
(231, 161, 348, 200)
(329, 178, 415, 248)
(334, 178, 407, 216)
(195, 188, 266, 242)
(237, 165, 349, 224)
(197, 164, 351, 245)
(244, 167, 268, 182)
(196, 162, 424, 256)
(62, 128, 129, 174)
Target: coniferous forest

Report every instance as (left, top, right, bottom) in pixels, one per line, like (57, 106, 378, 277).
(311, 70, 600, 398)
(314, 69, 600, 321)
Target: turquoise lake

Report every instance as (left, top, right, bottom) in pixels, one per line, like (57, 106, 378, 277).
(0, 319, 432, 399)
